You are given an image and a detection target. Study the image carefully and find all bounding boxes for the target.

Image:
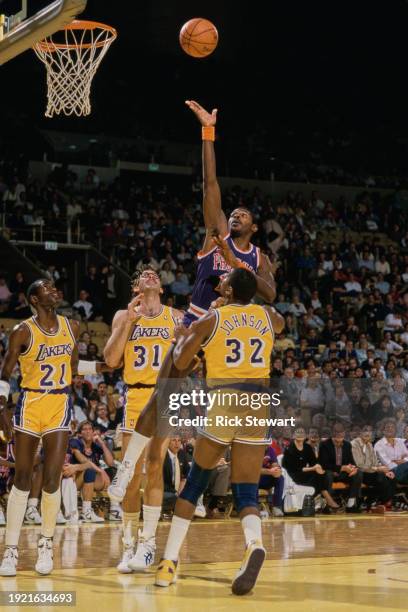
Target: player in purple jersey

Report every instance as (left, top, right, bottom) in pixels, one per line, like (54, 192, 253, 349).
(184, 99, 276, 325)
(108, 100, 278, 503)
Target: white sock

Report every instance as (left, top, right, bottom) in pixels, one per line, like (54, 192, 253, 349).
(347, 498, 356, 508)
(83, 500, 92, 512)
(123, 511, 139, 544)
(5, 486, 30, 547)
(110, 502, 121, 512)
(123, 432, 150, 465)
(28, 497, 39, 508)
(241, 514, 263, 546)
(61, 478, 78, 517)
(41, 489, 61, 538)
(163, 515, 191, 561)
(141, 505, 161, 540)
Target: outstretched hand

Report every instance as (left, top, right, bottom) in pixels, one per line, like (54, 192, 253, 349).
(185, 100, 217, 126)
(212, 232, 240, 268)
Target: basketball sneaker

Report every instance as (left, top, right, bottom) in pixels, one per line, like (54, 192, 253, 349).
(0, 507, 6, 526)
(108, 506, 123, 521)
(35, 537, 53, 575)
(56, 510, 67, 524)
(231, 540, 266, 596)
(194, 496, 206, 518)
(24, 505, 42, 525)
(80, 508, 104, 523)
(117, 537, 135, 574)
(128, 530, 156, 570)
(154, 559, 178, 587)
(108, 460, 135, 503)
(66, 511, 80, 525)
(0, 546, 18, 576)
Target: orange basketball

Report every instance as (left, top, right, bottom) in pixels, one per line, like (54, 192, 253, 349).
(179, 18, 218, 58)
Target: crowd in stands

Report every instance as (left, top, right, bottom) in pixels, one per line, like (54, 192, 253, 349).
(1, 157, 408, 520)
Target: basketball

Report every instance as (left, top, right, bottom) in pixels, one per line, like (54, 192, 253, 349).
(179, 18, 218, 58)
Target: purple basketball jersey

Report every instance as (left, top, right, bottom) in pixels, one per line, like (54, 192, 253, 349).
(183, 235, 260, 326)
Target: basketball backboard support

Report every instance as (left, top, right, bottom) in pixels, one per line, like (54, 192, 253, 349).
(0, 0, 87, 65)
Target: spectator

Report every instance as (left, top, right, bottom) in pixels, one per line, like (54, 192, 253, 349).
(259, 444, 284, 516)
(162, 437, 190, 514)
(282, 426, 341, 512)
(374, 421, 408, 484)
(73, 290, 93, 321)
(318, 423, 363, 512)
(69, 421, 117, 522)
(351, 425, 396, 511)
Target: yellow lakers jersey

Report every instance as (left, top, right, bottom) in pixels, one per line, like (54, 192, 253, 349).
(20, 315, 75, 390)
(124, 306, 178, 385)
(202, 304, 274, 379)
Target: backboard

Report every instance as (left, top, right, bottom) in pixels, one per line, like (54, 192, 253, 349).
(0, 0, 87, 64)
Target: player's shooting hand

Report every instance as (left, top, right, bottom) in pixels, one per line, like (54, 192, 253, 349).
(212, 233, 240, 268)
(127, 294, 144, 323)
(185, 100, 217, 126)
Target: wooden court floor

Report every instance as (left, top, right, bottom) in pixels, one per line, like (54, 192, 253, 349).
(1, 515, 408, 611)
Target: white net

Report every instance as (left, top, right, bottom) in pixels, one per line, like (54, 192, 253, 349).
(33, 21, 117, 118)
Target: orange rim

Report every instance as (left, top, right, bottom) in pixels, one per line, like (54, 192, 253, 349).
(35, 20, 117, 52)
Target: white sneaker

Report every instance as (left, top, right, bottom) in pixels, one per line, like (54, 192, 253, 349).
(56, 511, 67, 525)
(272, 507, 284, 517)
(66, 512, 80, 525)
(0, 508, 6, 526)
(35, 537, 53, 575)
(25, 505, 42, 525)
(128, 530, 156, 571)
(194, 497, 206, 518)
(232, 539, 266, 596)
(80, 509, 104, 523)
(0, 547, 18, 576)
(108, 460, 135, 503)
(117, 538, 135, 574)
(108, 508, 123, 521)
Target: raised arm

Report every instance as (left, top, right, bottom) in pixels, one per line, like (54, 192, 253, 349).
(185, 100, 228, 249)
(103, 295, 143, 369)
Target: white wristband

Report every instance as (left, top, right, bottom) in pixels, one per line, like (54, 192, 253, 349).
(78, 360, 97, 375)
(0, 380, 10, 400)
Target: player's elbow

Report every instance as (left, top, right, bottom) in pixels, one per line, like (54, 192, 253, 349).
(275, 319, 285, 334)
(103, 350, 119, 370)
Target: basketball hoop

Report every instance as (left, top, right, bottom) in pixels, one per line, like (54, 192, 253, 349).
(33, 20, 117, 118)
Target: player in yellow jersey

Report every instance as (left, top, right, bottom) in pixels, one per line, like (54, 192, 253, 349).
(155, 268, 285, 596)
(0, 279, 106, 577)
(104, 268, 184, 573)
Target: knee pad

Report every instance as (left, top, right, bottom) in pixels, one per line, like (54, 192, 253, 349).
(84, 468, 97, 484)
(231, 483, 258, 514)
(179, 460, 213, 505)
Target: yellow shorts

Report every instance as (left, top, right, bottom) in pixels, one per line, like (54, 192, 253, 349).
(121, 386, 155, 434)
(199, 388, 272, 446)
(14, 389, 73, 438)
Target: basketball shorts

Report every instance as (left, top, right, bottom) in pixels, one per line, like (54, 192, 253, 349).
(121, 386, 155, 434)
(14, 388, 73, 438)
(199, 387, 273, 446)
